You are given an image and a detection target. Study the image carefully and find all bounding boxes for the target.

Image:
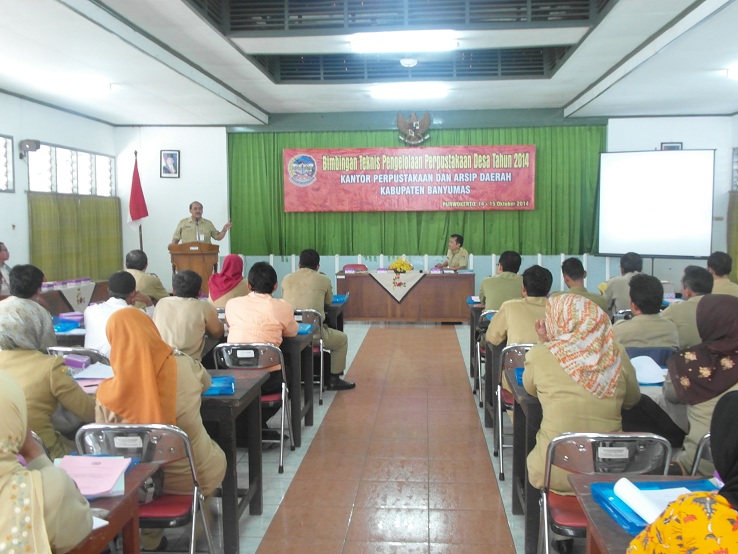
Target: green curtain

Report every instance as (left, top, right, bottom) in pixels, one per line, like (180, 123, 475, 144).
(229, 125, 606, 256)
(29, 192, 122, 281)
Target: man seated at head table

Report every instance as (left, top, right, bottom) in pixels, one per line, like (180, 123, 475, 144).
(661, 265, 713, 349)
(434, 234, 468, 270)
(84, 270, 154, 357)
(486, 264, 553, 347)
(604, 251, 643, 316)
(613, 273, 679, 349)
(708, 250, 738, 297)
(1, 264, 55, 351)
(124, 248, 169, 303)
(478, 250, 524, 310)
(171, 200, 231, 244)
(154, 270, 223, 361)
(550, 257, 608, 312)
(281, 249, 355, 391)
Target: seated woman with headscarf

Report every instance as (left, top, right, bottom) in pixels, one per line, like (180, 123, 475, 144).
(665, 294, 738, 475)
(96, 308, 226, 551)
(524, 294, 641, 493)
(627, 390, 738, 552)
(0, 294, 95, 459)
(0, 371, 92, 553)
(208, 254, 249, 308)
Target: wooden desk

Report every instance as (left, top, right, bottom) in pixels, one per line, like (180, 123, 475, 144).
(280, 332, 314, 448)
(336, 272, 474, 322)
(201, 370, 268, 554)
(68, 463, 157, 554)
(568, 474, 704, 554)
(505, 367, 543, 554)
(326, 301, 346, 331)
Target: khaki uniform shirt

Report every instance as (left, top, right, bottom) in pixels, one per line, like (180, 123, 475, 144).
(208, 280, 250, 309)
(281, 268, 332, 319)
(661, 295, 704, 349)
(172, 217, 219, 244)
(551, 286, 608, 312)
(604, 272, 638, 314)
(153, 296, 223, 360)
(613, 313, 680, 349)
(478, 272, 523, 310)
(126, 268, 169, 301)
(486, 296, 547, 346)
(445, 247, 469, 269)
(712, 278, 738, 297)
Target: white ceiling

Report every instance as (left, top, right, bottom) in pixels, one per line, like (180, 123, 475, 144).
(0, 0, 736, 126)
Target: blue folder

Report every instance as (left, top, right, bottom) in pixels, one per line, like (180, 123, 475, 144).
(332, 294, 348, 304)
(296, 322, 313, 335)
(203, 375, 235, 396)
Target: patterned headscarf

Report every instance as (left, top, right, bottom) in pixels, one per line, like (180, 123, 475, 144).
(0, 371, 51, 553)
(668, 294, 738, 405)
(96, 308, 177, 425)
(209, 254, 244, 301)
(544, 294, 622, 399)
(0, 296, 54, 351)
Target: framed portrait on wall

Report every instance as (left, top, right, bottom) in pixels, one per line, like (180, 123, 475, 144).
(160, 150, 180, 178)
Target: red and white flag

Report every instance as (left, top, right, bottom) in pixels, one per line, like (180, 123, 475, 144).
(128, 158, 148, 225)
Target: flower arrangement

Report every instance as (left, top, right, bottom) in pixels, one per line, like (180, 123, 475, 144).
(388, 257, 413, 273)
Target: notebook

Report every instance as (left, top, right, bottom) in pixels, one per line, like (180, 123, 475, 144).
(58, 455, 131, 498)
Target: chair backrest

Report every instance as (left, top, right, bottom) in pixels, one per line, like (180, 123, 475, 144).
(75, 423, 198, 482)
(691, 432, 712, 476)
(30, 431, 51, 459)
(543, 432, 672, 491)
(613, 309, 633, 323)
(625, 346, 676, 367)
(294, 309, 322, 340)
(499, 343, 535, 385)
(477, 309, 498, 332)
(216, 307, 225, 322)
(47, 346, 110, 365)
(213, 342, 285, 372)
(343, 264, 367, 272)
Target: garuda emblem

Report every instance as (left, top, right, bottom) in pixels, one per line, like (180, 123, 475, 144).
(397, 112, 431, 145)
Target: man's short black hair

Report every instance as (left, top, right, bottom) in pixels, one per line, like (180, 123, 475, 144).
(172, 270, 202, 298)
(451, 234, 464, 247)
(708, 251, 732, 277)
(682, 265, 713, 295)
(629, 273, 664, 315)
(248, 262, 277, 294)
(299, 249, 320, 271)
(499, 251, 522, 274)
(561, 257, 585, 281)
(125, 249, 148, 271)
(9, 264, 44, 298)
(620, 252, 643, 273)
(108, 271, 136, 300)
(522, 265, 553, 297)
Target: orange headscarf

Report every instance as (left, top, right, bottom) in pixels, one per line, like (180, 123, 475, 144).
(544, 294, 622, 399)
(97, 308, 177, 424)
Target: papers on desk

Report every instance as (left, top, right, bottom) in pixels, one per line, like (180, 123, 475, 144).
(58, 456, 131, 498)
(73, 362, 114, 380)
(613, 478, 689, 523)
(92, 516, 109, 529)
(467, 295, 481, 304)
(631, 356, 667, 385)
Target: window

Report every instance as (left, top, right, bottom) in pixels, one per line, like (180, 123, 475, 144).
(0, 136, 13, 192)
(28, 144, 115, 196)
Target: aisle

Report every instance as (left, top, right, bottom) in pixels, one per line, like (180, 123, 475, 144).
(256, 325, 516, 553)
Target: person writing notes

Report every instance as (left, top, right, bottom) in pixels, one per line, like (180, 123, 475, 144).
(171, 201, 231, 244)
(435, 234, 468, 270)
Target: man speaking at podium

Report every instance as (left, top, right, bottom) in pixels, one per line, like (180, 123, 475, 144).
(171, 201, 232, 244)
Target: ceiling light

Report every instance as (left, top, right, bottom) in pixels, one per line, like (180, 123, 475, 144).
(350, 30, 457, 54)
(400, 58, 418, 68)
(370, 82, 449, 100)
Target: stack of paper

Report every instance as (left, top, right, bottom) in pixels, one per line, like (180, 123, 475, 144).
(58, 455, 131, 498)
(631, 356, 667, 385)
(613, 477, 690, 523)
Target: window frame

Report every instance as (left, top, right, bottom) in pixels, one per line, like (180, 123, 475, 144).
(0, 135, 14, 193)
(27, 142, 115, 196)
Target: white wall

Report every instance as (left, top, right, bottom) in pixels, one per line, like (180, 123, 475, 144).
(114, 127, 229, 291)
(607, 116, 732, 284)
(0, 92, 115, 267)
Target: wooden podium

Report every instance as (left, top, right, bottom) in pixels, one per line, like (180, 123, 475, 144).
(168, 243, 219, 295)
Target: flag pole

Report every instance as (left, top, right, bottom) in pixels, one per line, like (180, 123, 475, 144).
(135, 150, 143, 250)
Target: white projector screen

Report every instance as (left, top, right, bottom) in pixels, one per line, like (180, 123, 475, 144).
(598, 150, 714, 258)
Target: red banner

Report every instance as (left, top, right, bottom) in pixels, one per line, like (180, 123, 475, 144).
(283, 145, 535, 212)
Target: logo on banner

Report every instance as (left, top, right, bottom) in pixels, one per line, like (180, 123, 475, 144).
(287, 155, 317, 186)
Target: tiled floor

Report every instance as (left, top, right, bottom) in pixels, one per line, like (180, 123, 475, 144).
(166, 322, 584, 553)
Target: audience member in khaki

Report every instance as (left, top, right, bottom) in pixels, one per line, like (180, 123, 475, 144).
(604, 251, 642, 315)
(124, 249, 169, 303)
(96, 308, 226, 551)
(154, 270, 224, 361)
(486, 264, 552, 346)
(478, 250, 524, 310)
(613, 273, 679, 349)
(208, 253, 249, 308)
(524, 294, 640, 493)
(282, 249, 355, 390)
(661, 265, 713, 349)
(665, 294, 738, 475)
(0, 264, 55, 352)
(0, 372, 92, 553)
(0, 296, 95, 458)
(708, 251, 738, 297)
(550, 257, 608, 312)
